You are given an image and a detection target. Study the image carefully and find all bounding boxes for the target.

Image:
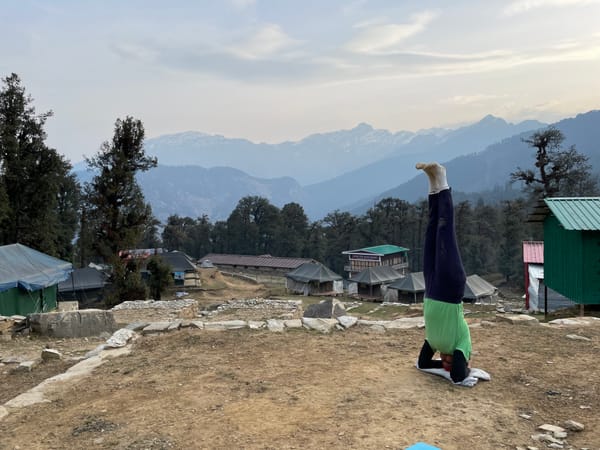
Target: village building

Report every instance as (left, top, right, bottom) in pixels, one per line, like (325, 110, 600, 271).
(0, 243, 72, 316)
(342, 244, 409, 279)
(528, 197, 600, 313)
(200, 253, 317, 284)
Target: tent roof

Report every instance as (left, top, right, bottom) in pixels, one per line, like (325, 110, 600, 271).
(349, 266, 403, 285)
(58, 267, 108, 292)
(463, 274, 497, 300)
(0, 243, 72, 292)
(286, 262, 342, 283)
(388, 272, 425, 292)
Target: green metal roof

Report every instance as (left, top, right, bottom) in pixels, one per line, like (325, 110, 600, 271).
(342, 244, 409, 255)
(544, 197, 600, 231)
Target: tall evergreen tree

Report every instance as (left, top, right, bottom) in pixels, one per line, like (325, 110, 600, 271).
(82, 116, 157, 263)
(0, 73, 79, 257)
(276, 202, 308, 257)
(226, 196, 281, 255)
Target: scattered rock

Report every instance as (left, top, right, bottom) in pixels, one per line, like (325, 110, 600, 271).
(267, 319, 285, 332)
(337, 315, 358, 329)
(105, 328, 136, 348)
(563, 419, 584, 431)
(384, 317, 424, 330)
(565, 334, 591, 342)
(12, 360, 38, 373)
(41, 349, 62, 361)
(283, 319, 302, 329)
(495, 314, 539, 325)
(125, 322, 149, 331)
(204, 320, 246, 331)
(142, 322, 172, 334)
(303, 299, 346, 318)
(301, 317, 338, 333)
(247, 321, 265, 330)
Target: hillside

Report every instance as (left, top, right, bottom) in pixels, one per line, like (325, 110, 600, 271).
(349, 110, 600, 214)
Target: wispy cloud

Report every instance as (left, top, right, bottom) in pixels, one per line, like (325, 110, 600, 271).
(504, 0, 600, 16)
(226, 24, 303, 60)
(345, 11, 438, 55)
(441, 94, 508, 105)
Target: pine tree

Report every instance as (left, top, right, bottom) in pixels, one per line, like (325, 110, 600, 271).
(0, 73, 79, 257)
(82, 116, 157, 263)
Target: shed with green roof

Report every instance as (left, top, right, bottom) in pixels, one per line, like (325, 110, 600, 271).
(540, 197, 600, 306)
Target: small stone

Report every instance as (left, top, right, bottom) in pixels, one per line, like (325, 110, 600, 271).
(563, 419, 584, 431)
(12, 360, 38, 372)
(538, 424, 566, 435)
(565, 334, 591, 341)
(519, 413, 532, 420)
(267, 319, 285, 332)
(41, 348, 62, 361)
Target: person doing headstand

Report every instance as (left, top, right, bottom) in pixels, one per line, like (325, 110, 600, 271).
(415, 162, 489, 387)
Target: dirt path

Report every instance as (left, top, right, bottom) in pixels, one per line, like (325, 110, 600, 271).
(1, 318, 599, 449)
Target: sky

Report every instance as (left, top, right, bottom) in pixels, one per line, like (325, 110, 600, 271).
(1, 0, 600, 164)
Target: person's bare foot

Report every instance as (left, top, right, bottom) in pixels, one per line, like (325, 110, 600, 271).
(416, 162, 449, 193)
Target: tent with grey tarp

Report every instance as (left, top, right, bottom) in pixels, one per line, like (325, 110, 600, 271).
(58, 267, 109, 308)
(0, 243, 72, 316)
(463, 274, 497, 303)
(349, 266, 403, 299)
(285, 262, 343, 296)
(388, 272, 426, 303)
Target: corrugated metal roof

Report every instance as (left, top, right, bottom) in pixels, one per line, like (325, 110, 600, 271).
(200, 253, 315, 270)
(342, 244, 409, 256)
(544, 197, 600, 230)
(523, 241, 544, 264)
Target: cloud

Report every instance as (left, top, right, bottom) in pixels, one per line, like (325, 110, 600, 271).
(345, 11, 438, 55)
(504, 0, 600, 16)
(441, 94, 508, 105)
(226, 24, 303, 60)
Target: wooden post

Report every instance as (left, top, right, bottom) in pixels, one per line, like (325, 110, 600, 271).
(544, 284, 548, 319)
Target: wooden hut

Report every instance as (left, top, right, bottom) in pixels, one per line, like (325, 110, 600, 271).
(532, 197, 600, 308)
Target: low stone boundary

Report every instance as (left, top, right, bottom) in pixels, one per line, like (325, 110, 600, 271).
(132, 315, 426, 335)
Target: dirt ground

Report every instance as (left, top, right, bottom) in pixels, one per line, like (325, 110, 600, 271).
(1, 274, 599, 450)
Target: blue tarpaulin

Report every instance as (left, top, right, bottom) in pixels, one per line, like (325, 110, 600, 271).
(0, 243, 72, 292)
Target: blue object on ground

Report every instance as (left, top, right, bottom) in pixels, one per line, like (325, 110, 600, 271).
(405, 443, 441, 450)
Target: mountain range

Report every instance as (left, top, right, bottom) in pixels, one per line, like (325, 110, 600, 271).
(75, 110, 599, 222)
